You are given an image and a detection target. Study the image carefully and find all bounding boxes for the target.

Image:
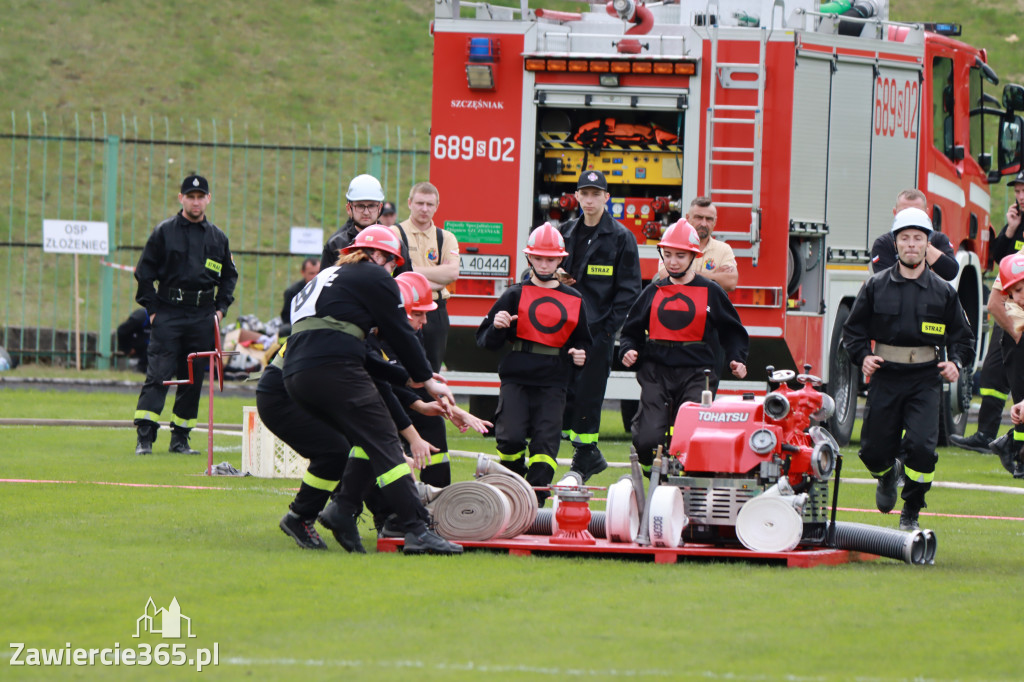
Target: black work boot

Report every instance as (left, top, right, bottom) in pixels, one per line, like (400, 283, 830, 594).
(874, 461, 901, 514)
(135, 424, 155, 456)
(168, 427, 200, 454)
(279, 512, 327, 550)
(898, 504, 921, 531)
(948, 431, 994, 454)
(403, 529, 464, 555)
(317, 501, 366, 553)
(989, 434, 1022, 475)
(570, 445, 608, 484)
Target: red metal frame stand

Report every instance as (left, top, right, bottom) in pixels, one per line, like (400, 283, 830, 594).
(162, 315, 238, 475)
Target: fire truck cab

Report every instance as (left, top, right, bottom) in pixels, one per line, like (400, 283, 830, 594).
(428, 0, 1024, 445)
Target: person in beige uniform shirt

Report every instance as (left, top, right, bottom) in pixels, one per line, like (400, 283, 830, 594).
(391, 181, 460, 371)
(654, 197, 737, 392)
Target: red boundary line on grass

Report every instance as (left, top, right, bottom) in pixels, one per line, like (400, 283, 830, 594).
(0, 478, 232, 491)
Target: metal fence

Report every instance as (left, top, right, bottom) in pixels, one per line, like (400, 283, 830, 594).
(1, 112, 429, 368)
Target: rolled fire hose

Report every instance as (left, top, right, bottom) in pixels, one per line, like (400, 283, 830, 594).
(830, 521, 933, 565)
(735, 494, 806, 553)
(605, 477, 640, 543)
(430, 481, 511, 541)
(647, 485, 687, 548)
(477, 473, 538, 539)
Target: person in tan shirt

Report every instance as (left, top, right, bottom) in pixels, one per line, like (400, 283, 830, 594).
(390, 182, 460, 371)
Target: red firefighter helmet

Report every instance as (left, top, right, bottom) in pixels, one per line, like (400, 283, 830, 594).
(396, 271, 438, 312)
(395, 277, 416, 317)
(342, 225, 405, 267)
(999, 253, 1024, 293)
(657, 219, 703, 255)
(523, 222, 569, 258)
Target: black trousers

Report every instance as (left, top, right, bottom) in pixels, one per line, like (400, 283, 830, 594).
(999, 329, 1024, 445)
(975, 326, 1010, 438)
(631, 363, 705, 468)
(134, 305, 216, 432)
(284, 360, 429, 535)
(257, 367, 350, 519)
(496, 382, 566, 491)
(860, 365, 941, 509)
(422, 299, 449, 372)
(562, 333, 614, 448)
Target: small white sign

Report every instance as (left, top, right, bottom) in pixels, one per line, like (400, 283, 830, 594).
(290, 227, 324, 255)
(42, 220, 109, 255)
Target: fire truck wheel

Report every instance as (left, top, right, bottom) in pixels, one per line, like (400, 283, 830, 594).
(826, 303, 858, 447)
(620, 400, 639, 431)
(937, 366, 971, 446)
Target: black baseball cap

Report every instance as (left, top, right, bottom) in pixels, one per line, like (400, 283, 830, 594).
(577, 169, 608, 191)
(381, 201, 397, 215)
(180, 174, 210, 195)
(1008, 170, 1024, 187)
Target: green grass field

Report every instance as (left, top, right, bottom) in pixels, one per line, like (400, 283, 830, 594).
(1, 383, 1023, 681)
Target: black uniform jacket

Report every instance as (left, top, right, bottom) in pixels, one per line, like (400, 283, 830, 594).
(134, 211, 238, 315)
(619, 275, 749, 369)
(843, 266, 975, 372)
(280, 279, 305, 324)
(476, 282, 592, 387)
(321, 219, 411, 274)
(991, 222, 1023, 266)
(282, 260, 433, 383)
(870, 230, 958, 281)
(559, 210, 641, 338)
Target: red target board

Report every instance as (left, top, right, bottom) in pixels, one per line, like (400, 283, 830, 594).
(649, 284, 707, 342)
(516, 286, 581, 348)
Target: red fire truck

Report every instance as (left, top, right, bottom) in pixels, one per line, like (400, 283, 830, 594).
(428, 0, 1024, 445)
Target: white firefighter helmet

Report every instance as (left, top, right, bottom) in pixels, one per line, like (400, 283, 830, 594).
(891, 207, 933, 236)
(345, 174, 385, 202)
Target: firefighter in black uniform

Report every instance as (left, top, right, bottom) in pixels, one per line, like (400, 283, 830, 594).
(619, 220, 749, 474)
(478, 223, 592, 505)
(283, 226, 463, 555)
(558, 170, 641, 482)
(133, 175, 238, 455)
(985, 252, 1024, 477)
(950, 174, 1024, 453)
(843, 207, 975, 530)
(320, 174, 411, 272)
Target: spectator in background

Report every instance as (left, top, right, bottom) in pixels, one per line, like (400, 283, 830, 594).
(280, 257, 320, 325)
(320, 175, 411, 272)
(390, 182, 459, 372)
(379, 201, 398, 227)
(117, 308, 152, 374)
(869, 188, 957, 280)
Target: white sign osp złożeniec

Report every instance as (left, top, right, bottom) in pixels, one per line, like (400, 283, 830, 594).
(43, 220, 109, 255)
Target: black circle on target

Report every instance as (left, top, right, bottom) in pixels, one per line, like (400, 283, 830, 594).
(528, 297, 568, 334)
(657, 292, 696, 331)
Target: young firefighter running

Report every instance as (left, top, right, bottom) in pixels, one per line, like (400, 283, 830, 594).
(283, 226, 463, 555)
(477, 223, 592, 505)
(618, 219, 749, 475)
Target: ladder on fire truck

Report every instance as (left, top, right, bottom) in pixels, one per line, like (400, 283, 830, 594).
(702, 0, 780, 266)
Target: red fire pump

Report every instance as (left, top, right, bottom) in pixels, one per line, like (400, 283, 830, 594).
(663, 366, 839, 548)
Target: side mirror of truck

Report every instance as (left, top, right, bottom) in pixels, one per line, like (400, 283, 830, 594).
(1003, 83, 1024, 112)
(997, 113, 1024, 175)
